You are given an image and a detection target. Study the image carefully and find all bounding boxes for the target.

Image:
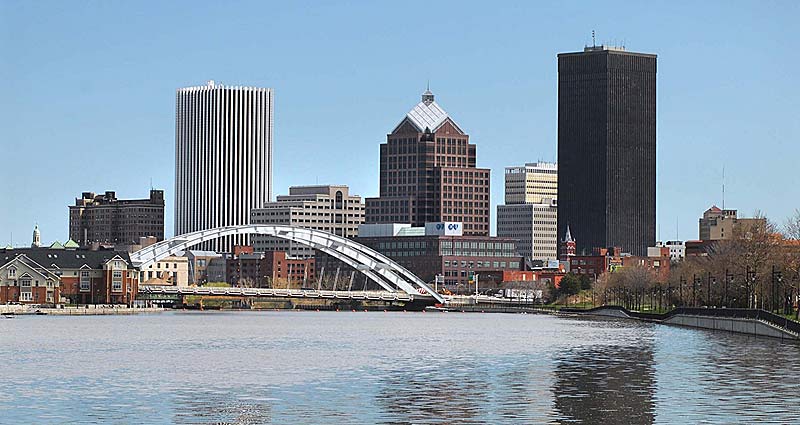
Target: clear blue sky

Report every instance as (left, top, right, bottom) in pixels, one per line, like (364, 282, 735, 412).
(1, 0, 798, 245)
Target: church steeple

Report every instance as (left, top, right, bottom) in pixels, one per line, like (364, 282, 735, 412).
(32, 224, 41, 248)
(560, 225, 576, 260)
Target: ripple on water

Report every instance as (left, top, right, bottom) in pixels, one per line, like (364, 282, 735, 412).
(1, 311, 799, 424)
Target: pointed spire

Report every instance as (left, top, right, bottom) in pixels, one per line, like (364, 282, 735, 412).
(563, 225, 574, 243)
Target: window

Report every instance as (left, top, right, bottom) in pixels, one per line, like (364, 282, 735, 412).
(8, 267, 16, 278)
(112, 280, 122, 292)
(20, 292, 32, 302)
(80, 270, 90, 291)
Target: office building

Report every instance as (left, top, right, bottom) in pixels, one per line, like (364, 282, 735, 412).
(355, 222, 522, 289)
(497, 162, 559, 262)
(698, 206, 766, 241)
(69, 190, 165, 249)
(365, 90, 490, 236)
(557, 45, 657, 256)
(175, 81, 273, 252)
(250, 185, 365, 257)
(503, 162, 558, 204)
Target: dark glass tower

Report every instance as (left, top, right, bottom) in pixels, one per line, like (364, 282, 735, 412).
(557, 46, 656, 256)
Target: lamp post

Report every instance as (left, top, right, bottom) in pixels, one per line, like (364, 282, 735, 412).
(707, 272, 715, 307)
(680, 276, 686, 307)
(772, 266, 782, 314)
(746, 267, 756, 309)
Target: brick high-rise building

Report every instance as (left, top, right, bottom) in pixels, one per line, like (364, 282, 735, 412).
(366, 90, 490, 236)
(557, 45, 657, 256)
(69, 190, 165, 249)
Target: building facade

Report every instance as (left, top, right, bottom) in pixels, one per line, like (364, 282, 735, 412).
(175, 81, 273, 253)
(0, 246, 139, 305)
(355, 223, 522, 289)
(497, 162, 559, 263)
(251, 185, 365, 257)
(184, 250, 225, 284)
(365, 90, 490, 236)
(69, 190, 165, 249)
(503, 162, 558, 204)
(226, 251, 315, 288)
(698, 206, 766, 241)
(139, 255, 189, 286)
(557, 45, 657, 256)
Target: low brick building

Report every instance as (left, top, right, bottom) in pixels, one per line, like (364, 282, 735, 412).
(227, 251, 316, 288)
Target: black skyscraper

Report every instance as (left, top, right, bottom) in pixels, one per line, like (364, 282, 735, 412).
(557, 46, 656, 256)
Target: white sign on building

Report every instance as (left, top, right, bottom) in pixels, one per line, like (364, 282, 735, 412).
(425, 222, 463, 236)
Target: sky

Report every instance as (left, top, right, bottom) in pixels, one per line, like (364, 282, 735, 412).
(1, 0, 799, 246)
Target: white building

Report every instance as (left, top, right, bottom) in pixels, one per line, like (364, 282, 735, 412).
(251, 185, 365, 258)
(657, 240, 685, 262)
(175, 81, 273, 253)
(497, 162, 559, 263)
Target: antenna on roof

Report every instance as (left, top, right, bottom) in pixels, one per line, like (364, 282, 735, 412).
(592, 30, 596, 47)
(426, 79, 430, 92)
(722, 165, 726, 210)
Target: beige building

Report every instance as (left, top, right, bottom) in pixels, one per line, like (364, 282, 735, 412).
(497, 162, 558, 263)
(504, 162, 558, 204)
(698, 206, 766, 241)
(140, 255, 189, 286)
(251, 185, 365, 257)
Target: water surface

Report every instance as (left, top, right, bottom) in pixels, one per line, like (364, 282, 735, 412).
(1, 311, 798, 424)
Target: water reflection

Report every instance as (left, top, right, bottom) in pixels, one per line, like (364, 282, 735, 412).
(552, 322, 656, 424)
(375, 364, 489, 424)
(2, 312, 800, 424)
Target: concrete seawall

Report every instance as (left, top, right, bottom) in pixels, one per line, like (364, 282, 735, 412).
(1, 305, 164, 316)
(568, 306, 799, 341)
(664, 314, 797, 340)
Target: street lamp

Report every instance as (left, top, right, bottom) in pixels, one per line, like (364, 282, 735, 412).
(772, 266, 783, 314)
(746, 267, 757, 309)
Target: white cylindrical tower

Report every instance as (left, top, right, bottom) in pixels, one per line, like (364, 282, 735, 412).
(175, 81, 273, 253)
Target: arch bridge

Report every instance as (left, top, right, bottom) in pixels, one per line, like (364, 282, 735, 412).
(129, 225, 444, 303)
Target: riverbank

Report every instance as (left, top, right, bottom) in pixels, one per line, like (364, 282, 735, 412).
(1, 305, 165, 316)
(561, 305, 800, 341)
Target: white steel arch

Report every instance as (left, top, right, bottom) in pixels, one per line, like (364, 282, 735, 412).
(130, 225, 444, 303)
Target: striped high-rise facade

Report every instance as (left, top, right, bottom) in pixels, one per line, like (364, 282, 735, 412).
(175, 81, 273, 253)
(557, 46, 656, 256)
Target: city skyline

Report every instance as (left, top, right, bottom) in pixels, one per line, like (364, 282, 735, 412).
(2, 1, 799, 245)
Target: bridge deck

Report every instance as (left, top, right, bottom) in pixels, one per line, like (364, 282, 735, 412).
(138, 286, 422, 302)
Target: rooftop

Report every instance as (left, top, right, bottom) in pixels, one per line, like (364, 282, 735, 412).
(392, 90, 464, 134)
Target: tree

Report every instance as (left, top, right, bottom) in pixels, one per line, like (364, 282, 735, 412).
(579, 274, 592, 291)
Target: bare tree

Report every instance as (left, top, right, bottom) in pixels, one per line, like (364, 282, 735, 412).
(785, 209, 800, 240)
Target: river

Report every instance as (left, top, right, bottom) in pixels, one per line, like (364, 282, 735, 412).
(1, 311, 798, 424)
